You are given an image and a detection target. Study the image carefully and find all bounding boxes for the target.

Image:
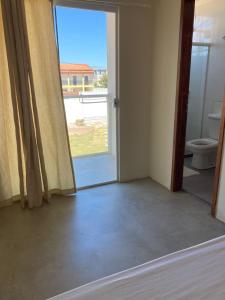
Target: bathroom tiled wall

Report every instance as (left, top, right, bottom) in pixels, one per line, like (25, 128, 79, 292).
(194, 0, 225, 138)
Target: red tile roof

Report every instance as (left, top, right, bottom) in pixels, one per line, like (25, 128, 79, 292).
(60, 63, 94, 74)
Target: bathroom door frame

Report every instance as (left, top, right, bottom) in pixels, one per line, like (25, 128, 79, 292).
(171, 0, 225, 217)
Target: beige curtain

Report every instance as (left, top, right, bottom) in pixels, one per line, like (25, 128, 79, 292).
(0, 0, 75, 208)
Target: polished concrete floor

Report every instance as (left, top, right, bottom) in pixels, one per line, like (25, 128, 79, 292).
(73, 153, 117, 188)
(1, 179, 225, 300)
(183, 157, 215, 204)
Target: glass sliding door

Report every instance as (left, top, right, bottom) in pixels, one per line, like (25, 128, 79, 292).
(54, 5, 118, 188)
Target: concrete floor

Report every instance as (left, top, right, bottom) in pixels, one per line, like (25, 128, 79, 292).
(183, 157, 215, 204)
(73, 153, 117, 188)
(1, 179, 225, 300)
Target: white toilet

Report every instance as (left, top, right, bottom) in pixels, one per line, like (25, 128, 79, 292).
(186, 113, 221, 169)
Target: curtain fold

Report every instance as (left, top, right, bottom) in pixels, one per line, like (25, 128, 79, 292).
(0, 0, 76, 208)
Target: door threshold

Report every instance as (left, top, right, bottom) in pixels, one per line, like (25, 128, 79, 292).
(77, 180, 118, 191)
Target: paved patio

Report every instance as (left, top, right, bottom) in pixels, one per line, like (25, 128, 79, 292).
(73, 153, 117, 188)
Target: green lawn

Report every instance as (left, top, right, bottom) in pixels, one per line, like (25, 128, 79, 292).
(69, 125, 108, 157)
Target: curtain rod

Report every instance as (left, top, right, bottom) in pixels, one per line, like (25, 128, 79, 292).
(53, 0, 152, 9)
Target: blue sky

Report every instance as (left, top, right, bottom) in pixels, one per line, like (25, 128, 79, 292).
(56, 6, 107, 68)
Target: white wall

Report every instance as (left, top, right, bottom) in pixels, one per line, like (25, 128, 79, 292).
(119, 5, 152, 181)
(148, 0, 182, 189)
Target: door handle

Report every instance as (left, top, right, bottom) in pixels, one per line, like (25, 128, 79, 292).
(114, 98, 119, 108)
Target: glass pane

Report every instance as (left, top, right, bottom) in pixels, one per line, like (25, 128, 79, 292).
(55, 7, 117, 188)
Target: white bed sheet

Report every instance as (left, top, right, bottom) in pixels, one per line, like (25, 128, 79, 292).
(49, 235, 225, 300)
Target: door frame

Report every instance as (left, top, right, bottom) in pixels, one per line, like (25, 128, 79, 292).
(171, 0, 195, 192)
(53, 0, 121, 187)
(171, 0, 225, 217)
(211, 91, 225, 216)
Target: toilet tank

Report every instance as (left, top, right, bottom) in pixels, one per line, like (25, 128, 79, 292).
(208, 113, 221, 140)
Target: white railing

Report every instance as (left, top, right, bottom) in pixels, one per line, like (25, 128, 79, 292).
(78, 94, 108, 104)
(64, 93, 114, 155)
(64, 94, 109, 104)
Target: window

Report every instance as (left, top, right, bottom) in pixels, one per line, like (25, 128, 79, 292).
(77, 76, 82, 85)
(72, 76, 77, 85)
(84, 75, 89, 85)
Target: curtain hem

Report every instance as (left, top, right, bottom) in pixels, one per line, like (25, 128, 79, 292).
(0, 187, 76, 208)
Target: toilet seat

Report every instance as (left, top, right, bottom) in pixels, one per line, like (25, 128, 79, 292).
(186, 138, 218, 151)
(186, 138, 218, 169)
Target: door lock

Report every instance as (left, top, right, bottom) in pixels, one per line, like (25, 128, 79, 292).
(114, 98, 119, 108)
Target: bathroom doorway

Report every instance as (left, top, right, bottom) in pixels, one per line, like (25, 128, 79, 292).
(183, 43, 219, 204)
(172, 0, 225, 215)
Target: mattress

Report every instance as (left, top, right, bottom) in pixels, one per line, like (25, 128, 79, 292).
(48, 235, 225, 300)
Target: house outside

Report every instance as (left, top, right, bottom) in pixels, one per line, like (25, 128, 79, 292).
(93, 67, 107, 82)
(60, 63, 94, 96)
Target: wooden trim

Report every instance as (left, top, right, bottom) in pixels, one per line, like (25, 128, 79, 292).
(171, 0, 195, 192)
(211, 90, 225, 217)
